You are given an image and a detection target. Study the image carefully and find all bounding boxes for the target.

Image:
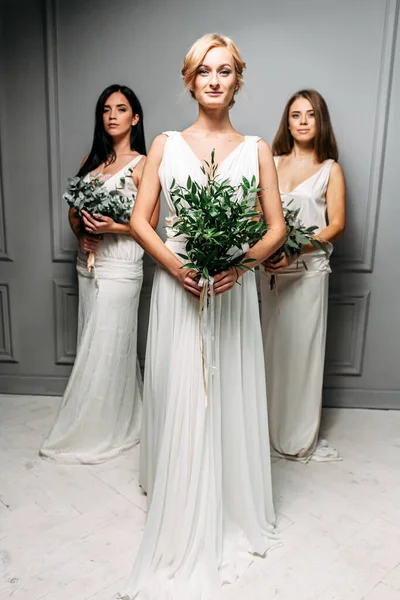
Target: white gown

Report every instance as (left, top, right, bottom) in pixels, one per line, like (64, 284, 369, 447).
(40, 155, 144, 464)
(260, 156, 339, 462)
(118, 132, 278, 600)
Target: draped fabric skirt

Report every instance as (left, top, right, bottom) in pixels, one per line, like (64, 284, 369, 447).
(118, 237, 278, 600)
(40, 255, 143, 464)
(260, 254, 330, 460)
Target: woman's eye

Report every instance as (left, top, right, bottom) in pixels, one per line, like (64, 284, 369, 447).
(119, 108, 127, 112)
(198, 69, 208, 75)
(292, 113, 299, 118)
(220, 70, 231, 76)
(309, 112, 315, 117)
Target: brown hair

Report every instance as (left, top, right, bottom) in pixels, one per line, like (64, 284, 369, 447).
(272, 89, 338, 162)
(181, 33, 246, 108)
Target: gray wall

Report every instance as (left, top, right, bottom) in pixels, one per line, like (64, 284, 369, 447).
(0, 0, 399, 408)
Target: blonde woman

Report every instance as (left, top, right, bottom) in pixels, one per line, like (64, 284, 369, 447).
(260, 89, 346, 462)
(117, 34, 285, 600)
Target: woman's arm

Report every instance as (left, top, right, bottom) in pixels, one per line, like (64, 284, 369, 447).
(301, 161, 346, 254)
(69, 207, 82, 238)
(68, 173, 101, 254)
(244, 140, 286, 265)
(68, 154, 88, 238)
(133, 155, 160, 230)
(266, 161, 346, 272)
(213, 140, 285, 295)
(130, 135, 201, 296)
(68, 154, 100, 253)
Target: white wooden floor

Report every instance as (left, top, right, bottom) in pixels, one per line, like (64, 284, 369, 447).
(0, 395, 400, 600)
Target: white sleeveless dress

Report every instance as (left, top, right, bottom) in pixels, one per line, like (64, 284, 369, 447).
(118, 132, 278, 600)
(260, 156, 338, 462)
(40, 155, 144, 464)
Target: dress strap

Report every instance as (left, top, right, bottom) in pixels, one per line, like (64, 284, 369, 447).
(244, 135, 261, 144)
(319, 159, 335, 196)
(161, 130, 180, 138)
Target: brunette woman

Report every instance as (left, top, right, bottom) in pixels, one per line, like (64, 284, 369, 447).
(260, 89, 346, 462)
(40, 85, 158, 464)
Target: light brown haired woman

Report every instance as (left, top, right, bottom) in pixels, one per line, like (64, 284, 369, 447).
(117, 34, 285, 600)
(260, 89, 346, 462)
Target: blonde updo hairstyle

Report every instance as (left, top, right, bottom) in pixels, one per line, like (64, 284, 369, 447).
(181, 33, 246, 108)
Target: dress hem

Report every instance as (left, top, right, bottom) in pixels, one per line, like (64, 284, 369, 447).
(39, 438, 140, 465)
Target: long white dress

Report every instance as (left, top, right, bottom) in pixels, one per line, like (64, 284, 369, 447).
(260, 156, 339, 462)
(40, 155, 144, 464)
(118, 132, 278, 600)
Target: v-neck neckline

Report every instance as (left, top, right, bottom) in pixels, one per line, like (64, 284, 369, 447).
(276, 156, 328, 195)
(92, 154, 142, 180)
(179, 133, 246, 169)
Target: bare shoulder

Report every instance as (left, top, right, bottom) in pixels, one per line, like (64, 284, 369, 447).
(147, 134, 168, 164)
(256, 138, 275, 168)
(326, 161, 346, 200)
(329, 161, 345, 182)
(256, 138, 273, 158)
(151, 134, 168, 151)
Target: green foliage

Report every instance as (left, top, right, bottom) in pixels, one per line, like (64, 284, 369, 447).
(63, 170, 134, 223)
(273, 200, 330, 262)
(269, 200, 330, 290)
(169, 150, 268, 278)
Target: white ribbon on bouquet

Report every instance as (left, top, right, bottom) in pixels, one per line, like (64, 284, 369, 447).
(198, 275, 218, 408)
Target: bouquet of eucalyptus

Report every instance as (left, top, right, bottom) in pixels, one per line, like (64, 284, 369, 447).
(169, 150, 267, 281)
(268, 200, 329, 290)
(63, 171, 134, 271)
(169, 150, 267, 407)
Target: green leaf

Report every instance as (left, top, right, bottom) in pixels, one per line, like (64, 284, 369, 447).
(165, 151, 277, 277)
(311, 239, 329, 253)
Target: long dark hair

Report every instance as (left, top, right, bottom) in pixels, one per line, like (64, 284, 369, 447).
(272, 89, 338, 162)
(77, 84, 146, 177)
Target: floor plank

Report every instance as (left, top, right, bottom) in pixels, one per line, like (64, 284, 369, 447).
(0, 395, 399, 600)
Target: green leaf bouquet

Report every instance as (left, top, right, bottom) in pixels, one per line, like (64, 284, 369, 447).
(169, 150, 267, 282)
(268, 200, 329, 290)
(63, 171, 134, 270)
(169, 150, 268, 407)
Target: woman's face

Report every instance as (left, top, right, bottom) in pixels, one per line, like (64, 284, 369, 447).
(288, 97, 317, 144)
(102, 92, 138, 138)
(192, 46, 238, 109)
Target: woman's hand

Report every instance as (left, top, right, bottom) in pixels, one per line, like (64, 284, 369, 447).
(176, 268, 203, 298)
(82, 210, 115, 234)
(263, 251, 293, 272)
(212, 268, 240, 296)
(79, 234, 101, 254)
